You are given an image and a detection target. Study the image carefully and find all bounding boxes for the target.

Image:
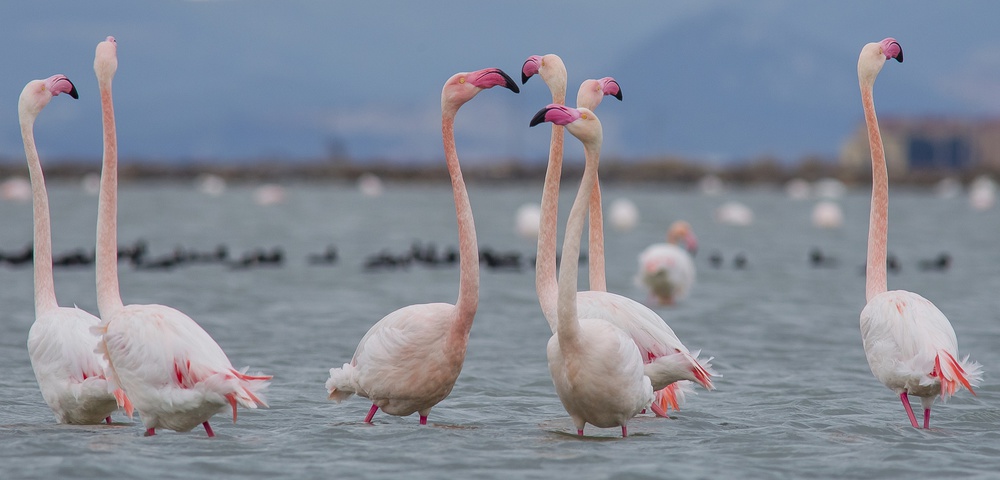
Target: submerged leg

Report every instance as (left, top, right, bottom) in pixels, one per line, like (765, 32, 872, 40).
(364, 404, 378, 423)
(144, 428, 156, 437)
(899, 392, 919, 428)
(923, 408, 931, 429)
(203, 421, 215, 437)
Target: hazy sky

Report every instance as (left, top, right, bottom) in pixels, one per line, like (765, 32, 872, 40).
(2, 1, 999, 166)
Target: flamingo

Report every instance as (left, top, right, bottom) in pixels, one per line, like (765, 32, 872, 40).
(90, 36, 270, 437)
(20, 74, 131, 425)
(326, 67, 519, 425)
(635, 221, 698, 306)
(857, 37, 981, 429)
(523, 55, 713, 418)
(533, 104, 697, 438)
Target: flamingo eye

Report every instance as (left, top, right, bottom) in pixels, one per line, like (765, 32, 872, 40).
(459, 77, 465, 84)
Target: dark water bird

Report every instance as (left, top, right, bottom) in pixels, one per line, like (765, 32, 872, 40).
(231, 247, 284, 269)
(53, 248, 94, 267)
(708, 250, 723, 269)
(918, 252, 951, 272)
(0, 244, 34, 266)
(733, 252, 748, 269)
(363, 249, 413, 271)
(307, 245, 339, 265)
(809, 247, 838, 268)
(480, 247, 521, 270)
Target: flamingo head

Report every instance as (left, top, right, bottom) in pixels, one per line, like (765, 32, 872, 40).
(576, 77, 622, 111)
(521, 54, 567, 99)
(530, 104, 602, 146)
(441, 67, 519, 114)
(18, 74, 78, 121)
(94, 36, 118, 84)
(666, 220, 698, 256)
(858, 37, 902, 86)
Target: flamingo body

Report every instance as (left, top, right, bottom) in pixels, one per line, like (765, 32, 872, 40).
(95, 304, 270, 432)
(327, 303, 465, 417)
(861, 290, 981, 405)
(635, 244, 696, 305)
(547, 316, 652, 431)
(28, 307, 120, 424)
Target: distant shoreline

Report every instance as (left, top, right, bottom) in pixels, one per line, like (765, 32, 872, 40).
(1, 156, 996, 187)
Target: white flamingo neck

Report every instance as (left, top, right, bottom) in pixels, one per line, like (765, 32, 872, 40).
(863, 85, 888, 302)
(587, 179, 606, 292)
(535, 90, 566, 327)
(441, 113, 479, 325)
(20, 118, 58, 314)
(96, 84, 124, 315)
(557, 140, 601, 345)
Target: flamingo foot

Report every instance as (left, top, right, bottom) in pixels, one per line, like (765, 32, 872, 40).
(364, 404, 378, 423)
(203, 421, 215, 437)
(419, 415, 428, 425)
(105, 416, 112, 425)
(576, 429, 584, 436)
(144, 428, 156, 437)
(621, 425, 628, 438)
(900, 392, 919, 428)
(923, 408, 931, 429)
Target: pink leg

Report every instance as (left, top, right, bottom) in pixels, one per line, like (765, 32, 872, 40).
(203, 421, 215, 437)
(899, 392, 919, 428)
(621, 425, 628, 438)
(577, 429, 584, 436)
(419, 415, 428, 425)
(105, 416, 112, 425)
(144, 428, 156, 437)
(923, 408, 931, 429)
(364, 404, 378, 423)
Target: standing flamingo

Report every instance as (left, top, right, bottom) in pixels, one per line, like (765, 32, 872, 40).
(524, 55, 712, 416)
(636, 221, 698, 306)
(857, 38, 981, 429)
(90, 36, 270, 437)
(20, 74, 131, 424)
(533, 104, 693, 437)
(326, 67, 519, 425)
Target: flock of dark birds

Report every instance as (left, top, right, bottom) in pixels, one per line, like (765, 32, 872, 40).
(0, 239, 952, 275)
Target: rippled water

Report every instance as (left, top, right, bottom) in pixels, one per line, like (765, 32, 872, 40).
(1, 181, 998, 479)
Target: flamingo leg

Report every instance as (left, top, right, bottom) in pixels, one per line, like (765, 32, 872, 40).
(105, 416, 112, 425)
(419, 415, 428, 425)
(621, 425, 628, 438)
(899, 392, 919, 428)
(203, 421, 215, 437)
(364, 404, 378, 423)
(923, 408, 931, 429)
(144, 428, 156, 437)
(576, 429, 584, 436)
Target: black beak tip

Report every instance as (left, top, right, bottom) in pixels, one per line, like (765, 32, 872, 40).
(497, 69, 519, 93)
(529, 107, 550, 127)
(614, 90, 623, 101)
(68, 85, 79, 99)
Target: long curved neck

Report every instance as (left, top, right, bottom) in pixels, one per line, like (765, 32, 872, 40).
(536, 91, 565, 329)
(862, 83, 888, 302)
(96, 80, 124, 315)
(21, 117, 58, 314)
(557, 138, 600, 347)
(587, 180, 606, 292)
(442, 109, 479, 334)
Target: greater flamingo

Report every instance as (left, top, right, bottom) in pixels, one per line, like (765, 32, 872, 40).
(523, 54, 713, 416)
(21, 74, 131, 425)
(636, 221, 698, 306)
(90, 36, 270, 437)
(326, 67, 519, 425)
(533, 104, 694, 437)
(857, 37, 981, 429)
